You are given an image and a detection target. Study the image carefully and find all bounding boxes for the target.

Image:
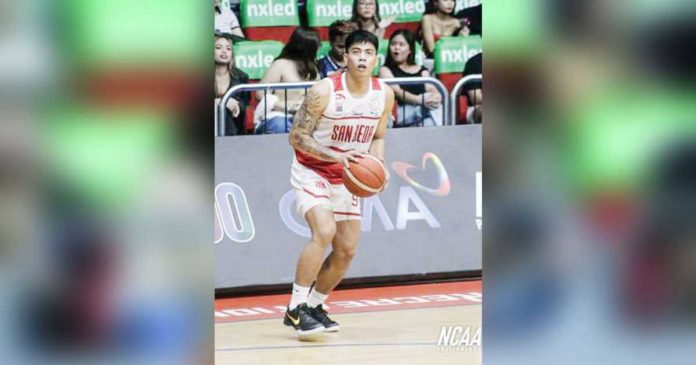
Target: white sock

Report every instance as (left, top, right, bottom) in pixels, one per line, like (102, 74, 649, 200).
(306, 288, 328, 308)
(288, 283, 310, 310)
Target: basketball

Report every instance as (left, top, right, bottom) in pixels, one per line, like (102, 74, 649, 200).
(342, 154, 386, 197)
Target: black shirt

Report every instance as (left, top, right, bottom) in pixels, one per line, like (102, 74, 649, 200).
(462, 53, 482, 90)
(386, 64, 429, 95)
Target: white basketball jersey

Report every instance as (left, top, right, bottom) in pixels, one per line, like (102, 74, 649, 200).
(293, 72, 387, 184)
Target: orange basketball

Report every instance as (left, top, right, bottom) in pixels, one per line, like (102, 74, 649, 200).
(342, 154, 386, 197)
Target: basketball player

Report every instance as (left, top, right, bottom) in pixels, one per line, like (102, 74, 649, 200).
(284, 30, 395, 337)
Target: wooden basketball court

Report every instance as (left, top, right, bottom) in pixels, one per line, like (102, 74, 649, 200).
(215, 280, 482, 364)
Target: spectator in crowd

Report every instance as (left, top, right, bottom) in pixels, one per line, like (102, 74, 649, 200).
(455, 3, 482, 36)
(215, 34, 250, 135)
(319, 20, 359, 79)
(462, 52, 482, 123)
(254, 27, 321, 134)
(379, 29, 442, 127)
(421, 0, 460, 57)
(350, 0, 394, 39)
(214, 0, 244, 39)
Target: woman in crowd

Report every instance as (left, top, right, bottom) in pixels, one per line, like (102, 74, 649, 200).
(254, 27, 321, 134)
(421, 0, 460, 57)
(378, 29, 442, 127)
(215, 34, 249, 135)
(350, 0, 394, 39)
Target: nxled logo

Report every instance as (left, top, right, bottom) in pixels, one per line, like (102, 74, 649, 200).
(442, 46, 481, 64)
(314, 0, 352, 18)
(235, 51, 276, 70)
(379, 0, 425, 16)
(246, 0, 296, 17)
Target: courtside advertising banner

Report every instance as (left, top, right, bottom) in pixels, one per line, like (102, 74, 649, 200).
(215, 125, 481, 289)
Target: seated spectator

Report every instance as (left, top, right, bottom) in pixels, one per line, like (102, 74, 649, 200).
(215, 34, 250, 135)
(421, 0, 460, 57)
(254, 27, 321, 134)
(379, 29, 443, 128)
(214, 0, 244, 38)
(319, 20, 359, 79)
(351, 0, 395, 39)
(455, 3, 482, 36)
(462, 52, 482, 124)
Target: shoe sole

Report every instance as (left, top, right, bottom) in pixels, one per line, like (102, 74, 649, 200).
(284, 315, 326, 337)
(296, 325, 326, 336)
(324, 325, 340, 332)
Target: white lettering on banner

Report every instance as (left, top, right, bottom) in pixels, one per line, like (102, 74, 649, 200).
(361, 195, 395, 232)
(215, 203, 224, 243)
(361, 298, 402, 306)
(395, 186, 441, 229)
(236, 51, 275, 70)
(380, 0, 425, 16)
(315, 0, 352, 18)
(392, 296, 430, 303)
(247, 0, 296, 17)
(475, 171, 482, 230)
(223, 308, 259, 316)
(451, 292, 482, 302)
(215, 183, 256, 243)
(421, 294, 459, 302)
(331, 300, 370, 308)
(442, 46, 481, 64)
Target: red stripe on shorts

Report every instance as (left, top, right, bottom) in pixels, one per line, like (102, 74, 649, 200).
(302, 188, 330, 199)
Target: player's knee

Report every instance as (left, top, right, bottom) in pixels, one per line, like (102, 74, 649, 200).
(335, 245, 357, 262)
(313, 225, 337, 245)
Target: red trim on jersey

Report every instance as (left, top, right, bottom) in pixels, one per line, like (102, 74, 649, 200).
(330, 72, 343, 91)
(295, 149, 344, 184)
(371, 77, 381, 90)
(334, 211, 361, 216)
(302, 188, 330, 199)
(321, 114, 381, 121)
(328, 146, 350, 152)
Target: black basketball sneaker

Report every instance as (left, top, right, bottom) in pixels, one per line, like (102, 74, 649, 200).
(307, 304, 340, 332)
(283, 304, 325, 336)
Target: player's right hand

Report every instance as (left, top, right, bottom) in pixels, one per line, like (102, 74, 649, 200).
(335, 150, 364, 168)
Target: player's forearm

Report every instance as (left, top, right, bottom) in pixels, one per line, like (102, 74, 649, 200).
(289, 131, 339, 162)
(369, 138, 385, 162)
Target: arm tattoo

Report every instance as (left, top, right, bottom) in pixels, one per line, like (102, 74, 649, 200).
(289, 87, 338, 162)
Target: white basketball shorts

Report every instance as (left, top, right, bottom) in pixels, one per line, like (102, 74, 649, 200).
(290, 162, 361, 222)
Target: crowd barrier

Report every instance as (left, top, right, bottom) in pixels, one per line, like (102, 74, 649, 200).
(450, 74, 482, 124)
(216, 77, 453, 136)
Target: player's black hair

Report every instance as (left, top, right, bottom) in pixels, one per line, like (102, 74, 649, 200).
(344, 30, 379, 52)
